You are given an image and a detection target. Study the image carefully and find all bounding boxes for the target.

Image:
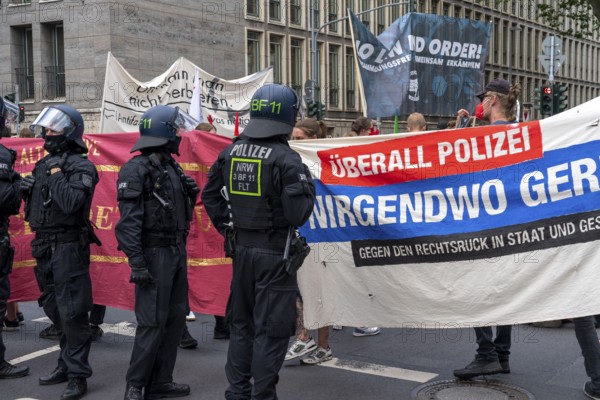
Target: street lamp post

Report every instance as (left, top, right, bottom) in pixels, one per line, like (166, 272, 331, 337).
(309, 1, 410, 104)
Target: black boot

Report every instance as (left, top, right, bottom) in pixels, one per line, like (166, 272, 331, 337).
(453, 356, 503, 379)
(145, 382, 190, 400)
(213, 315, 230, 340)
(39, 366, 68, 385)
(61, 377, 87, 400)
(179, 325, 198, 349)
(0, 361, 29, 379)
(124, 383, 143, 400)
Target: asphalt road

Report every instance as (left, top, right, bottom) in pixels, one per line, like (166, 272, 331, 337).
(1, 301, 595, 400)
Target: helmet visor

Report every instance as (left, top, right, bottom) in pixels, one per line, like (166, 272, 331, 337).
(30, 107, 74, 137)
(1, 99, 19, 124)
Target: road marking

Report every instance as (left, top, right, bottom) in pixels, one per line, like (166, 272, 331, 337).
(9, 345, 60, 364)
(8, 322, 136, 365)
(318, 357, 438, 383)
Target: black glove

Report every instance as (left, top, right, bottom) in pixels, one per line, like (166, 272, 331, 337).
(20, 174, 35, 194)
(129, 265, 155, 287)
(183, 175, 200, 196)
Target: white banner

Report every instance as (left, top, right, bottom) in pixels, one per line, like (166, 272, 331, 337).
(291, 97, 600, 329)
(100, 52, 272, 136)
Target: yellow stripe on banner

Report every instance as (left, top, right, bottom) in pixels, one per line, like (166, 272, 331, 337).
(94, 163, 210, 174)
(14, 256, 230, 269)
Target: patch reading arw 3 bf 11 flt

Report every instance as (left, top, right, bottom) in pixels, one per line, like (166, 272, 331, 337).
(229, 158, 261, 196)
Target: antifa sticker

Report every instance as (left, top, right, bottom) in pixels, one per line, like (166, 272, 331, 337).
(229, 158, 261, 196)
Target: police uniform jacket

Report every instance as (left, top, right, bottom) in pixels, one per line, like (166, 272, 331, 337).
(202, 135, 315, 243)
(0, 143, 21, 234)
(115, 151, 193, 268)
(25, 150, 98, 232)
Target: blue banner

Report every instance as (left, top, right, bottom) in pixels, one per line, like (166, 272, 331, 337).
(350, 12, 492, 118)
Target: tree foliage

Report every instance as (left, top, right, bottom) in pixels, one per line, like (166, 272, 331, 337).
(536, 0, 600, 39)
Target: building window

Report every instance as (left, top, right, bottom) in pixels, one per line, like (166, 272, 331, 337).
(361, 0, 370, 29)
(328, 0, 338, 32)
(328, 45, 339, 107)
(390, 2, 400, 23)
(345, 0, 354, 35)
(247, 31, 262, 74)
(269, 35, 283, 84)
(312, 0, 320, 28)
(14, 26, 34, 100)
(247, 0, 260, 17)
(290, 0, 301, 25)
(376, 0, 385, 35)
(269, 0, 281, 21)
(290, 38, 303, 95)
(315, 43, 322, 102)
(346, 47, 356, 108)
(44, 24, 65, 99)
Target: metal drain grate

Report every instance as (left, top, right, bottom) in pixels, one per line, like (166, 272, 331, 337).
(411, 379, 536, 400)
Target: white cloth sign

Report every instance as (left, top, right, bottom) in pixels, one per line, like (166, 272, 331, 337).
(291, 96, 600, 329)
(100, 52, 272, 136)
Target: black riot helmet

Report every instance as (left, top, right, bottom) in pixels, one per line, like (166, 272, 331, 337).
(30, 105, 87, 152)
(131, 105, 192, 154)
(243, 84, 300, 139)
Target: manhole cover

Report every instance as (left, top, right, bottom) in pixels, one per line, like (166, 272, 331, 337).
(411, 379, 536, 400)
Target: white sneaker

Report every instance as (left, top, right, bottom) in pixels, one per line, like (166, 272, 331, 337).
(353, 326, 381, 337)
(285, 338, 317, 361)
(186, 312, 196, 321)
(300, 346, 333, 365)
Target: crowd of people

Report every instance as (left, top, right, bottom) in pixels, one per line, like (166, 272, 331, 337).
(2, 78, 600, 400)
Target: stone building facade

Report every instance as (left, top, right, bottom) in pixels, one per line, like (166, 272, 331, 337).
(1, 0, 599, 135)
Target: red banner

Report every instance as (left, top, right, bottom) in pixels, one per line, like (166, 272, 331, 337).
(318, 121, 543, 187)
(5, 131, 231, 316)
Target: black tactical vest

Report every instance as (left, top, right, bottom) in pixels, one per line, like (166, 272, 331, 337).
(222, 140, 288, 231)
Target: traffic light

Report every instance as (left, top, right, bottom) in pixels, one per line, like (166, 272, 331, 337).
(540, 84, 553, 117)
(553, 83, 568, 114)
(306, 100, 318, 118)
(316, 101, 325, 120)
(533, 87, 541, 115)
(19, 106, 25, 123)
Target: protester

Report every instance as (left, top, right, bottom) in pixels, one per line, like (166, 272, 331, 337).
(195, 122, 217, 133)
(19, 127, 34, 138)
(23, 105, 99, 399)
(453, 78, 521, 380)
(0, 97, 29, 379)
(202, 84, 316, 399)
(116, 105, 198, 400)
(286, 118, 330, 364)
(406, 112, 427, 132)
(349, 116, 372, 136)
(572, 316, 600, 399)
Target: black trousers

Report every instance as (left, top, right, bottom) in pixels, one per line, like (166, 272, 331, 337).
(474, 325, 512, 361)
(126, 243, 188, 389)
(32, 238, 93, 378)
(225, 245, 297, 400)
(0, 237, 11, 362)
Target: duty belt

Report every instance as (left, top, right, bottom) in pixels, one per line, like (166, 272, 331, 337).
(35, 229, 81, 242)
(236, 229, 288, 250)
(142, 232, 185, 247)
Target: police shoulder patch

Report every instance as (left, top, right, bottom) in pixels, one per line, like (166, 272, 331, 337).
(81, 174, 93, 188)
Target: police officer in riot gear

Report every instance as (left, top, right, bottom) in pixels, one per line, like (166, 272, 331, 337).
(202, 84, 316, 400)
(23, 104, 98, 399)
(0, 97, 30, 379)
(116, 105, 198, 400)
